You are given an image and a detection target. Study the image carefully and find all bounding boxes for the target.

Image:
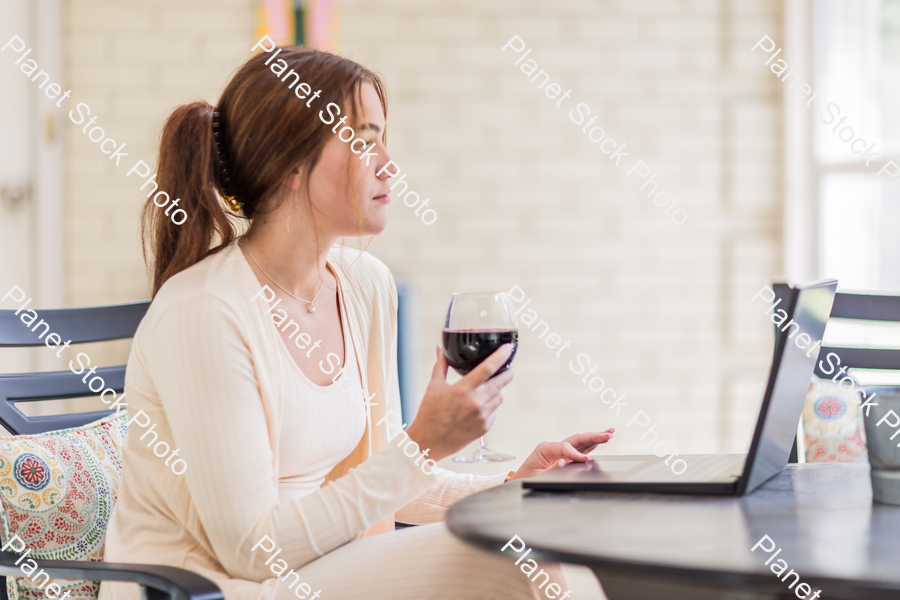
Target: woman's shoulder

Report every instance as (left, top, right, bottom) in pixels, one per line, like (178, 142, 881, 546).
(144, 242, 251, 327)
(327, 245, 398, 332)
(327, 245, 395, 299)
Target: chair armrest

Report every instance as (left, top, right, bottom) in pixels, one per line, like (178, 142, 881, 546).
(0, 551, 223, 600)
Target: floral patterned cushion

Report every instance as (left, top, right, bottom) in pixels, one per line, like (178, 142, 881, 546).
(0, 413, 127, 600)
(802, 380, 868, 462)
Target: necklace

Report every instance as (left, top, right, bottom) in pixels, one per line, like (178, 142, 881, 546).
(239, 241, 327, 313)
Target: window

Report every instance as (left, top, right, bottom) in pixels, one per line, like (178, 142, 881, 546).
(814, 0, 900, 292)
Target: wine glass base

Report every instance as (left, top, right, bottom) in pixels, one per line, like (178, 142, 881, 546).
(452, 447, 516, 463)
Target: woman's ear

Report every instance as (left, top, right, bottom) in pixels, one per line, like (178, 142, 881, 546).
(284, 167, 303, 190)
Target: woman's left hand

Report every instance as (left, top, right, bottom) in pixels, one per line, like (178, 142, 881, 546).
(507, 429, 615, 481)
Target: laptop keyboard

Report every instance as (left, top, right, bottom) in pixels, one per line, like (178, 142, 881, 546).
(621, 454, 746, 482)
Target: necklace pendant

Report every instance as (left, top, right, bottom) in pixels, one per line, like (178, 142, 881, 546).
(308, 304, 316, 313)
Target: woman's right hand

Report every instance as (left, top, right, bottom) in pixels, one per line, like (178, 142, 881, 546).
(404, 344, 515, 462)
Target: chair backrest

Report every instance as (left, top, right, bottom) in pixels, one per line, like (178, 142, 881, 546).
(773, 283, 900, 462)
(0, 300, 150, 435)
(775, 283, 900, 376)
(815, 290, 900, 375)
(2, 285, 415, 431)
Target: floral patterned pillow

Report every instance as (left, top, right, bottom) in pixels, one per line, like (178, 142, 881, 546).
(0, 413, 127, 600)
(802, 380, 867, 462)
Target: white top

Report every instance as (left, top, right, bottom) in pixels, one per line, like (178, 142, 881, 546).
(276, 274, 366, 498)
(100, 241, 507, 600)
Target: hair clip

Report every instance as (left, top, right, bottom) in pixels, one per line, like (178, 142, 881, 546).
(222, 194, 242, 213)
(212, 109, 241, 212)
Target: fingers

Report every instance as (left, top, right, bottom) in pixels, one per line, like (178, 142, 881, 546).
(430, 345, 449, 383)
(559, 431, 614, 458)
(475, 365, 514, 399)
(461, 344, 513, 390)
(480, 391, 504, 417)
(563, 431, 615, 452)
(540, 458, 568, 475)
(553, 441, 590, 463)
(484, 411, 497, 433)
(563, 429, 615, 442)
(581, 441, 608, 455)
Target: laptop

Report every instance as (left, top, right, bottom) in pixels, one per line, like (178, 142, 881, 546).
(523, 279, 838, 496)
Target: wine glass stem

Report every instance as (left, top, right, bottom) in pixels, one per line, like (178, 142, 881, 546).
(479, 435, 488, 455)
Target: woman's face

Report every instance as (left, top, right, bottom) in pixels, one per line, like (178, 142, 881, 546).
(303, 82, 393, 237)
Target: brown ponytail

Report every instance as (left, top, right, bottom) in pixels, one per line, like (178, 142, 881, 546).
(141, 46, 387, 297)
(141, 102, 237, 297)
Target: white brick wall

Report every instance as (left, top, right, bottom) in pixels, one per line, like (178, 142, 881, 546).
(64, 0, 784, 465)
(64, 0, 255, 365)
(341, 0, 785, 467)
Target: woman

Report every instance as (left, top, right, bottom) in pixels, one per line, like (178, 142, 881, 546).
(100, 45, 614, 600)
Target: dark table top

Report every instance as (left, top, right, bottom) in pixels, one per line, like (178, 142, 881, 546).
(447, 463, 900, 599)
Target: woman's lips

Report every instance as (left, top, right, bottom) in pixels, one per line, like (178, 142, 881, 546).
(373, 194, 391, 204)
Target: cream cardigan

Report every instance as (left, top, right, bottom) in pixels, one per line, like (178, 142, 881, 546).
(100, 241, 505, 600)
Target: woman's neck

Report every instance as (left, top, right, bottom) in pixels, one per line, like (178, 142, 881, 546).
(240, 202, 338, 299)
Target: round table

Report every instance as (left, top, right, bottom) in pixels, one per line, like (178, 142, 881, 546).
(447, 463, 900, 600)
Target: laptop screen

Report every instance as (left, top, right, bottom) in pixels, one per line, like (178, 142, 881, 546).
(741, 280, 837, 494)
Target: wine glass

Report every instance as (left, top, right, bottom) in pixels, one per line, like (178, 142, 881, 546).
(442, 292, 519, 463)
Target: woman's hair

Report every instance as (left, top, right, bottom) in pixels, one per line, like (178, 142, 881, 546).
(142, 46, 387, 296)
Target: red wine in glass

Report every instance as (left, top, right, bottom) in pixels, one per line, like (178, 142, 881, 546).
(441, 329, 518, 377)
(442, 292, 519, 463)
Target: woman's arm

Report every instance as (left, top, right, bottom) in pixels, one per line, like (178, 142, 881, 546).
(147, 293, 435, 582)
(394, 432, 615, 524)
(394, 467, 507, 524)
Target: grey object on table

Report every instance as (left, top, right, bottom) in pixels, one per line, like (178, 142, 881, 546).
(861, 386, 900, 506)
(447, 463, 900, 600)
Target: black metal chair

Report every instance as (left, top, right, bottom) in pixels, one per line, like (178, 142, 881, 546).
(773, 282, 900, 463)
(0, 299, 223, 600)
